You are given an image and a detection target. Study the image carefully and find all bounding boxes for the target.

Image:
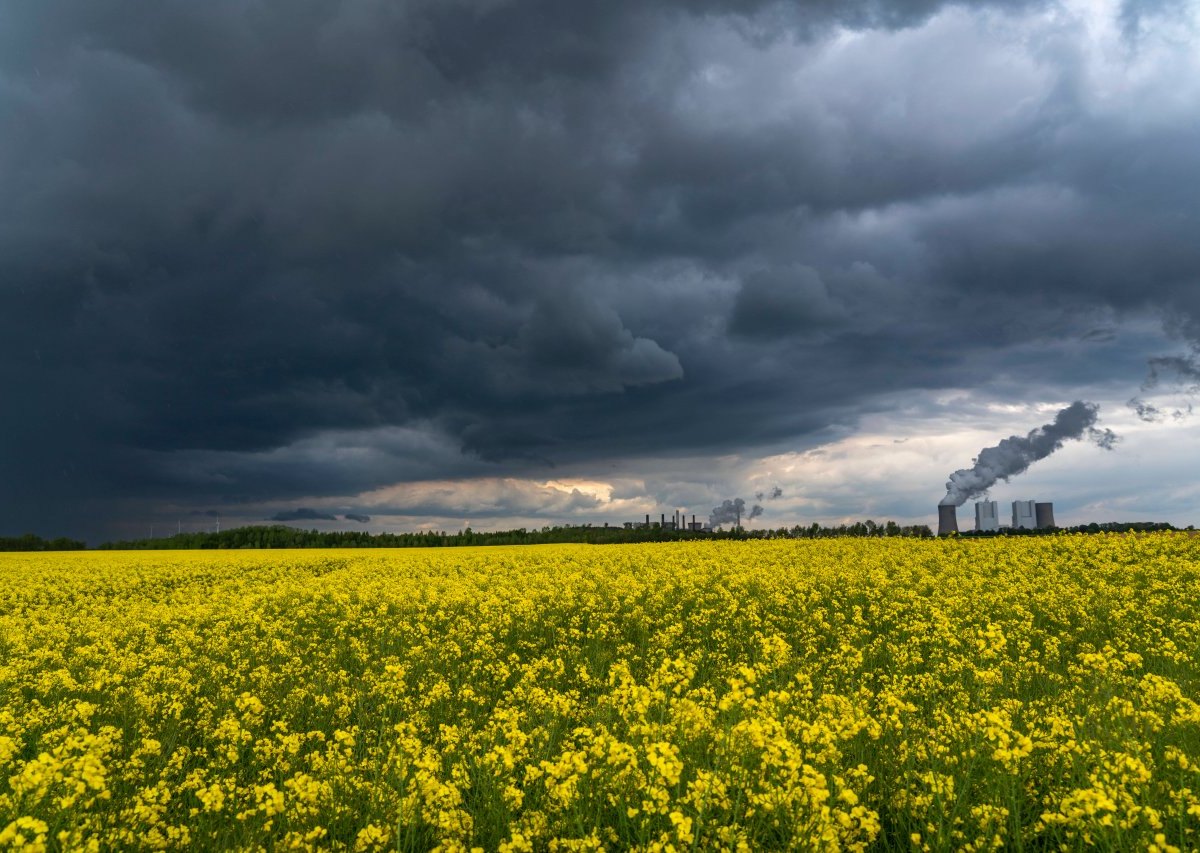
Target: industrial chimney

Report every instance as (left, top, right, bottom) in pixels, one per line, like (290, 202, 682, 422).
(1035, 502, 1055, 529)
(938, 505, 959, 536)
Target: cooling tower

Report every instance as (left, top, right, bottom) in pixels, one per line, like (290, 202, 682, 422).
(938, 504, 959, 536)
(1035, 502, 1055, 529)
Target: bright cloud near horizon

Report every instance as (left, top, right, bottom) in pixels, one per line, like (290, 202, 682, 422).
(2, 0, 1199, 541)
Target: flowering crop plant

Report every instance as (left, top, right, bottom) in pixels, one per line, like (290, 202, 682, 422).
(1, 534, 1199, 851)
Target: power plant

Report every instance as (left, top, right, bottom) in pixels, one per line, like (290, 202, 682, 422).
(941, 499, 1057, 535)
(975, 501, 999, 532)
(935, 400, 1110, 537)
(624, 511, 710, 532)
(1012, 500, 1036, 529)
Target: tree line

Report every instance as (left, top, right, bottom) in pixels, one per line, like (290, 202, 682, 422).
(956, 521, 1180, 537)
(0, 533, 87, 551)
(93, 520, 935, 550)
(2, 519, 1182, 551)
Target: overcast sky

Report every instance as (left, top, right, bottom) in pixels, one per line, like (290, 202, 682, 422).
(3, 0, 1199, 542)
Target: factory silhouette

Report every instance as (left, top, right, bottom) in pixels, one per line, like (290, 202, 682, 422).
(625, 511, 711, 532)
(634, 501, 1062, 536)
(938, 500, 1055, 536)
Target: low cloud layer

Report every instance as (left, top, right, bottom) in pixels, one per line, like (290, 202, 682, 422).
(3, 0, 1200, 539)
(268, 508, 338, 522)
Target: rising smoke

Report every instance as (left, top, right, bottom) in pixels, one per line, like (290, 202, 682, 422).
(1127, 350, 1200, 423)
(710, 497, 765, 528)
(1128, 398, 1164, 422)
(940, 401, 1118, 507)
(710, 498, 745, 527)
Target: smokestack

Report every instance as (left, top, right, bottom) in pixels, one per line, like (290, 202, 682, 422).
(938, 505, 959, 536)
(661, 513, 665, 528)
(646, 514, 650, 527)
(1035, 502, 1055, 529)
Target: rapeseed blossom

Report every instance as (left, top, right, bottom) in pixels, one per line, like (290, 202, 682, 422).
(1, 534, 1198, 849)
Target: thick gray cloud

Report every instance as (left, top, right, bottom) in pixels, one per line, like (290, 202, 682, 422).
(2, 0, 1198, 539)
(269, 507, 338, 522)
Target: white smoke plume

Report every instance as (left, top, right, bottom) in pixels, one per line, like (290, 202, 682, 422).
(710, 498, 745, 528)
(940, 401, 1118, 507)
(1128, 397, 1164, 422)
(711, 497, 764, 527)
(1129, 350, 1199, 423)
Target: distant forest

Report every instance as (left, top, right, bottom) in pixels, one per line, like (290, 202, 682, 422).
(0, 533, 87, 551)
(0, 520, 1183, 551)
(94, 520, 936, 550)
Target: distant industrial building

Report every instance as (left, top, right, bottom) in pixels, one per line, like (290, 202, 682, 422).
(939, 498, 1057, 535)
(1013, 500, 1055, 529)
(974, 501, 999, 532)
(624, 511, 710, 532)
(1012, 500, 1037, 529)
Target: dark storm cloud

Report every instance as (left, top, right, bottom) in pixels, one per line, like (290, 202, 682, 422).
(268, 508, 338, 522)
(729, 268, 842, 339)
(1146, 354, 1200, 389)
(2, 0, 1198, 538)
(343, 513, 371, 523)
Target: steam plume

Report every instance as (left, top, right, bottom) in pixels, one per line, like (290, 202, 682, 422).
(709, 498, 745, 528)
(755, 486, 784, 501)
(710, 497, 764, 527)
(940, 401, 1118, 507)
(1128, 398, 1163, 422)
(1131, 350, 1199, 423)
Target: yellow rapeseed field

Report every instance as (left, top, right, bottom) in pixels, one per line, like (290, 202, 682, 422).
(2, 535, 1199, 851)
